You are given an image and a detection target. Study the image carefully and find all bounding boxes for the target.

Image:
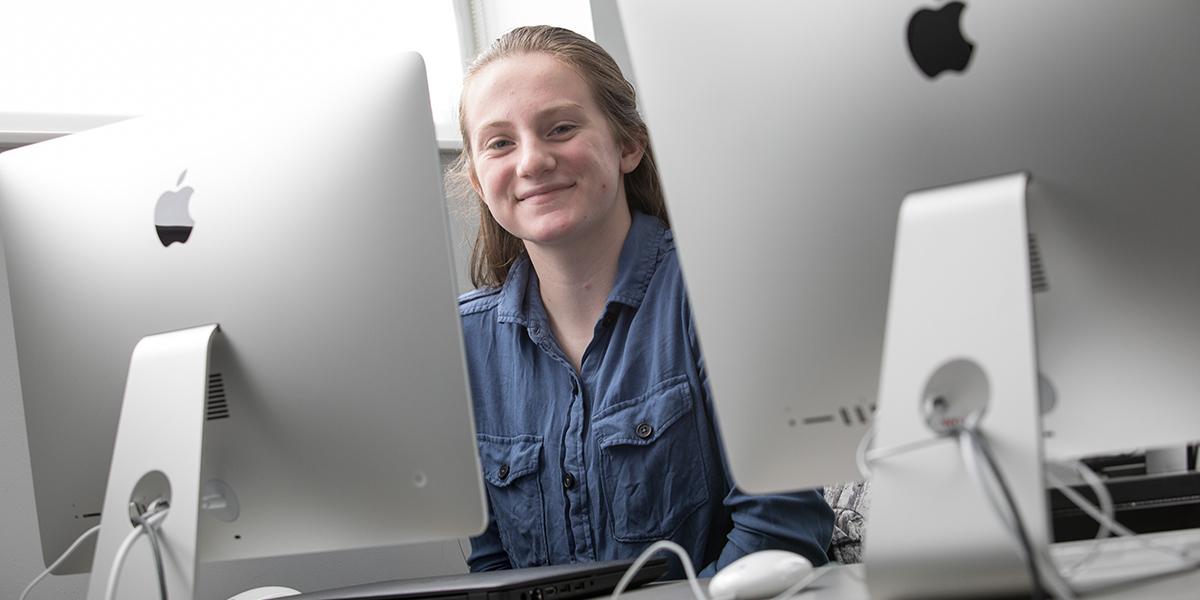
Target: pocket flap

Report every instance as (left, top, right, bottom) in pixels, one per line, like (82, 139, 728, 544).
(477, 434, 542, 487)
(593, 375, 693, 449)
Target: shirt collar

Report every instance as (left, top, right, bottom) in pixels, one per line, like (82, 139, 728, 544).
(495, 210, 667, 326)
(608, 210, 667, 309)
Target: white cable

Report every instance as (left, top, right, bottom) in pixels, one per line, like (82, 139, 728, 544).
(1053, 461, 1116, 575)
(1075, 463, 1114, 540)
(958, 430, 1077, 600)
(958, 431, 1013, 530)
(865, 436, 954, 466)
(105, 508, 170, 600)
(954, 413, 1079, 599)
(862, 420, 1200, 596)
(1047, 472, 1158, 545)
(20, 524, 102, 600)
(105, 523, 146, 600)
(863, 423, 1070, 597)
(1046, 471, 1200, 569)
(131, 511, 168, 600)
(1034, 547, 1079, 600)
(611, 540, 707, 600)
(964, 436, 1200, 596)
(141, 498, 172, 600)
(854, 425, 875, 479)
(857, 424, 955, 479)
(1046, 471, 1200, 589)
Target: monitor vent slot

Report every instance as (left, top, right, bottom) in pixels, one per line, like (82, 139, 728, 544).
(790, 403, 873, 429)
(1029, 233, 1049, 293)
(206, 373, 230, 420)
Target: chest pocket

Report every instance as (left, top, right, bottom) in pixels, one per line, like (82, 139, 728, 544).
(477, 434, 548, 568)
(592, 374, 710, 542)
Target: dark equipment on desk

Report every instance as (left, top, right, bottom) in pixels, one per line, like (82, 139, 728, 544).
(289, 557, 669, 600)
(1051, 470, 1200, 543)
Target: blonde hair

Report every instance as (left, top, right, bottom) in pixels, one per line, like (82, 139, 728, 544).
(446, 25, 669, 289)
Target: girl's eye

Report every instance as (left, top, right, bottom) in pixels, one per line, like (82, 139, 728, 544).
(551, 124, 576, 136)
(488, 139, 512, 151)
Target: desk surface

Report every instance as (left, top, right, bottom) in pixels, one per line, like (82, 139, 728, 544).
(617, 563, 1200, 599)
(621, 565, 870, 600)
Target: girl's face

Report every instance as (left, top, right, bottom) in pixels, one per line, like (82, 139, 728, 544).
(464, 52, 643, 249)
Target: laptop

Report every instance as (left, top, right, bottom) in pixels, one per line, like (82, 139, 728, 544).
(289, 558, 670, 600)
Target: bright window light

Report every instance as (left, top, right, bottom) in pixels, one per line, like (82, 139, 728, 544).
(0, 1, 465, 142)
(471, 0, 595, 51)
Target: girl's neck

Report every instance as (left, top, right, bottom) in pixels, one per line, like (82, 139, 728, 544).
(526, 206, 632, 371)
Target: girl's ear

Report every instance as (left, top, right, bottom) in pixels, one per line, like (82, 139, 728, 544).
(619, 138, 646, 175)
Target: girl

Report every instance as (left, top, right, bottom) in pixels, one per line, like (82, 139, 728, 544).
(447, 25, 833, 577)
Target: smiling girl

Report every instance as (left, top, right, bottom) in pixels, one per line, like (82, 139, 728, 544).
(447, 25, 832, 577)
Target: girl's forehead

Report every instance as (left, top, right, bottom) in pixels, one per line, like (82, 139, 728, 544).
(477, 52, 574, 84)
(464, 54, 595, 122)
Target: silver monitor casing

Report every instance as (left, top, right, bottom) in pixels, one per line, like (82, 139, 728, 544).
(0, 52, 486, 577)
(867, 173, 1047, 598)
(618, 0, 1200, 493)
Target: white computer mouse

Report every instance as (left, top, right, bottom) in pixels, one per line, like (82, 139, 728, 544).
(708, 550, 814, 600)
(226, 586, 300, 600)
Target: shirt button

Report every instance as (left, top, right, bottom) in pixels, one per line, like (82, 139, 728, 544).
(563, 472, 576, 490)
(498, 464, 510, 480)
(635, 422, 654, 439)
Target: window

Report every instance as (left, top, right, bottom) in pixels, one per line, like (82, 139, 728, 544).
(0, 1, 465, 144)
(466, 0, 595, 51)
(0, 1, 605, 148)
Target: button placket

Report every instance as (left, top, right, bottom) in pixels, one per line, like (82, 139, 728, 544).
(564, 379, 580, 495)
(563, 368, 594, 559)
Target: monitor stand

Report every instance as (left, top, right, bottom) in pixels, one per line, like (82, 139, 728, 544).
(85, 324, 219, 600)
(865, 173, 1050, 599)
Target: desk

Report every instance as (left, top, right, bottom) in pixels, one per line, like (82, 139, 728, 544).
(617, 563, 1200, 599)
(621, 565, 869, 600)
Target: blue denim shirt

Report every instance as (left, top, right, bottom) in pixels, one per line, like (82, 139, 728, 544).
(458, 211, 833, 577)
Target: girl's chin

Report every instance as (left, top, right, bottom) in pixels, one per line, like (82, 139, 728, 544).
(520, 224, 579, 247)
(527, 217, 602, 247)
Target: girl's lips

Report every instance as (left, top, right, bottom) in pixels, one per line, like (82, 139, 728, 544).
(518, 183, 575, 201)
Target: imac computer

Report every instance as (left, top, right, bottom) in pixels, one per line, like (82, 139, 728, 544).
(619, 0, 1200, 598)
(0, 52, 486, 598)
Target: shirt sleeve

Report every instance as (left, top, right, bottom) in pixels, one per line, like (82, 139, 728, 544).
(698, 486, 834, 576)
(695, 359, 836, 575)
(685, 303, 835, 577)
(467, 494, 513, 572)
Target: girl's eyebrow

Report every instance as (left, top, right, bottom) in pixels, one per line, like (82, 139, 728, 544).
(537, 102, 586, 120)
(476, 102, 587, 136)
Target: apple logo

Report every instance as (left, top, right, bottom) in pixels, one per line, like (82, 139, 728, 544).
(906, 1, 975, 79)
(155, 169, 195, 246)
